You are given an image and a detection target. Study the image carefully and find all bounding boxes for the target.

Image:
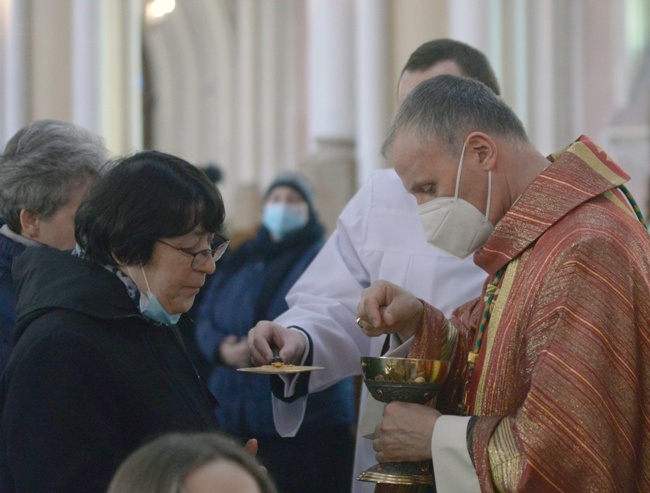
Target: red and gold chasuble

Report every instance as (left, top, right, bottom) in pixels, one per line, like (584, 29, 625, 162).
(409, 136, 650, 492)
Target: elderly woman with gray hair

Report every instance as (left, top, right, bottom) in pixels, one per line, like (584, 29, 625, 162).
(0, 119, 108, 373)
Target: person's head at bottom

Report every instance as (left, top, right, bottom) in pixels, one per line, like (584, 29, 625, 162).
(107, 432, 278, 493)
(75, 150, 229, 324)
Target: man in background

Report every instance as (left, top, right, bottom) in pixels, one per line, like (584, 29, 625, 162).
(248, 39, 499, 491)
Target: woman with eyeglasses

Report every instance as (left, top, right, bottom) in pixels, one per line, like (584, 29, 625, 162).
(0, 151, 238, 493)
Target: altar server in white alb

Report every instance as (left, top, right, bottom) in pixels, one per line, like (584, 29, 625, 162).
(248, 39, 498, 492)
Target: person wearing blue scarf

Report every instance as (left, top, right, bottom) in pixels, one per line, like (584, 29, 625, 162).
(0, 151, 228, 492)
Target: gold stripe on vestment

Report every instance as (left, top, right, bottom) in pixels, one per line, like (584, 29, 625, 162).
(567, 143, 626, 186)
(474, 257, 519, 413)
(488, 416, 525, 492)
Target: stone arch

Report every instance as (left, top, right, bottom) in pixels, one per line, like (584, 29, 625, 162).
(143, 0, 237, 210)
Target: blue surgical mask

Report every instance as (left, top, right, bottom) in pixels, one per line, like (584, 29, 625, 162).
(127, 266, 181, 325)
(262, 203, 308, 239)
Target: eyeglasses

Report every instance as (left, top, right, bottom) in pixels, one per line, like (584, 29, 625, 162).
(157, 235, 230, 270)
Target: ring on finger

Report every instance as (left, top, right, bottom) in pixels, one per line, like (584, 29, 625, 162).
(356, 317, 363, 328)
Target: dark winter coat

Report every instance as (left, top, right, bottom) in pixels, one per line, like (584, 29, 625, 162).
(0, 247, 218, 493)
(195, 219, 356, 438)
(0, 230, 25, 373)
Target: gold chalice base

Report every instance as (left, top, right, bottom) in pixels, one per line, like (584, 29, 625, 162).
(356, 461, 433, 485)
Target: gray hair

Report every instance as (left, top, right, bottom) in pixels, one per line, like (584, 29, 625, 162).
(0, 119, 108, 232)
(382, 75, 528, 158)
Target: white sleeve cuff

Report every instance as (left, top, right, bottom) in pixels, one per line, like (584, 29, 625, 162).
(387, 334, 413, 355)
(270, 330, 311, 438)
(276, 329, 310, 398)
(272, 395, 307, 437)
(431, 415, 480, 493)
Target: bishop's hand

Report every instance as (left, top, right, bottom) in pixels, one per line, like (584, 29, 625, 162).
(356, 280, 424, 341)
(373, 402, 439, 463)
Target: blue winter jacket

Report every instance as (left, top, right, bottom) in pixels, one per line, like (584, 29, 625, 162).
(195, 219, 356, 438)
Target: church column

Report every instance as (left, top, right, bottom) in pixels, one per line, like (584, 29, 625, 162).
(110, 0, 144, 152)
(72, 0, 143, 153)
(355, 0, 390, 186)
(448, 0, 495, 60)
(0, 0, 29, 143)
(526, 0, 567, 154)
(71, 0, 104, 137)
(277, 0, 308, 176)
(30, 2, 73, 122)
(232, 0, 261, 234)
(259, 0, 280, 187)
(304, 0, 356, 233)
(499, 0, 528, 126)
(602, 0, 650, 216)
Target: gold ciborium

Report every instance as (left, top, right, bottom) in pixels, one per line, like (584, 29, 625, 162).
(356, 356, 449, 489)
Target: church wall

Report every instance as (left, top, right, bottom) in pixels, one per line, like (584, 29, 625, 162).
(1, 0, 649, 226)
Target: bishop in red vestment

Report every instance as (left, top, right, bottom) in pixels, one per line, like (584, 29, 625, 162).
(358, 75, 650, 493)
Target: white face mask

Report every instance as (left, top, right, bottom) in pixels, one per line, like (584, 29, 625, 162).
(417, 140, 493, 259)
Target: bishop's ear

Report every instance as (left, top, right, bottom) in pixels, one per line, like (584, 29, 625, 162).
(465, 132, 497, 171)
